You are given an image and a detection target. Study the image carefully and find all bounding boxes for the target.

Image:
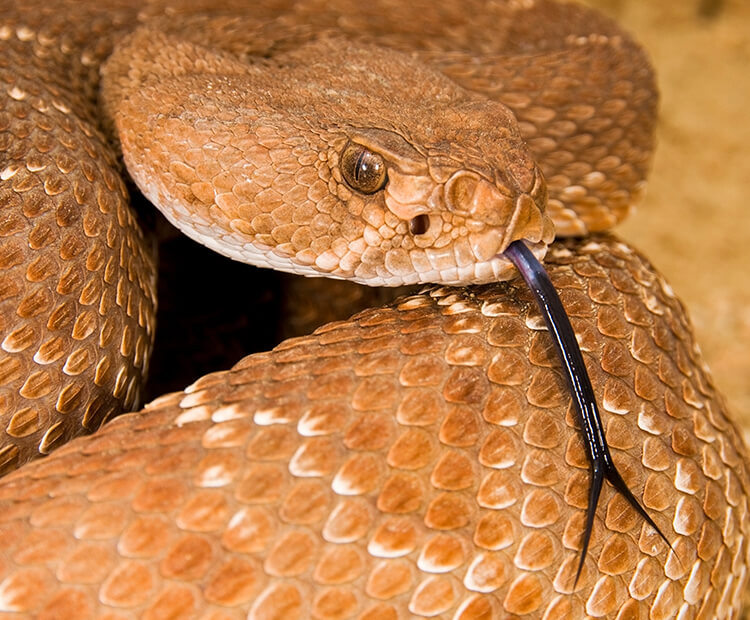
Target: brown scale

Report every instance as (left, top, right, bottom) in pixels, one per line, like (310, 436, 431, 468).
(0, 3, 156, 474)
(0, 237, 747, 618)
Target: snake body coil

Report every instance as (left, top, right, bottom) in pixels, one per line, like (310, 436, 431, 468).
(0, 0, 748, 618)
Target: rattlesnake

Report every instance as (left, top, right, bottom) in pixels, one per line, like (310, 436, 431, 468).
(0, 0, 747, 617)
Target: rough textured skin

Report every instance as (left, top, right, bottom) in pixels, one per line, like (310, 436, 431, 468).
(0, 237, 748, 619)
(0, 0, 747, 618)
(0, 3, 156, 474)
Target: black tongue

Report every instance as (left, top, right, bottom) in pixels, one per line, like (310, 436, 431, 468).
(503, 240, 671, 586)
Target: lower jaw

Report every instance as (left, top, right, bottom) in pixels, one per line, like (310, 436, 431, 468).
(412, 239, 549, 287)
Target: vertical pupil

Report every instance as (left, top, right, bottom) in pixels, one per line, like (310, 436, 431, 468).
(354, 150, 367, 182)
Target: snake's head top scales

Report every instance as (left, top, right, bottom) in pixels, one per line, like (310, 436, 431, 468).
(103, 29, 554, 286)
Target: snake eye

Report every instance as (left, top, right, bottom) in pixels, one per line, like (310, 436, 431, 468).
(340, 142, 387, 194)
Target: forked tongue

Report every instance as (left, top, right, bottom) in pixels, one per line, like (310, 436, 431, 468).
(502, 240, 671, 585)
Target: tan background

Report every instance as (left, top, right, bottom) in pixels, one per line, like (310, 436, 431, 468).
(580, 0, 750, 442)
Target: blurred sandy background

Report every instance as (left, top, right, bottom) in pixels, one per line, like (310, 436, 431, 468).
(581, 0, 750, 440)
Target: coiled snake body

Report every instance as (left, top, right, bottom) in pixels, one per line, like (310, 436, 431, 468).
(0, 0, 748, 618)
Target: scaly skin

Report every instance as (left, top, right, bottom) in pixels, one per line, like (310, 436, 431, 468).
(0, 237, 748, 618)
(0, 0, 747, 618)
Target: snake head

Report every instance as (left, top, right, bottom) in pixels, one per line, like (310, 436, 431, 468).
(104, 32, 554, 286)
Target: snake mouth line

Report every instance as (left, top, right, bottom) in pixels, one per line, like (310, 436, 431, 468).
(417, 238, 550, 287)
(502, 240, 671, 583)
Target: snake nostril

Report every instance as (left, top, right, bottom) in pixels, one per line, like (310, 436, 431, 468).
(409, 214, 430, 235)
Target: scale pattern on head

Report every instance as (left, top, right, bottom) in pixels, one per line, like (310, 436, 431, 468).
(103, 31, 553, 286)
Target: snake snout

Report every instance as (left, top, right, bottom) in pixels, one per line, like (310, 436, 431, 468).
(500, 192, 550, 250)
